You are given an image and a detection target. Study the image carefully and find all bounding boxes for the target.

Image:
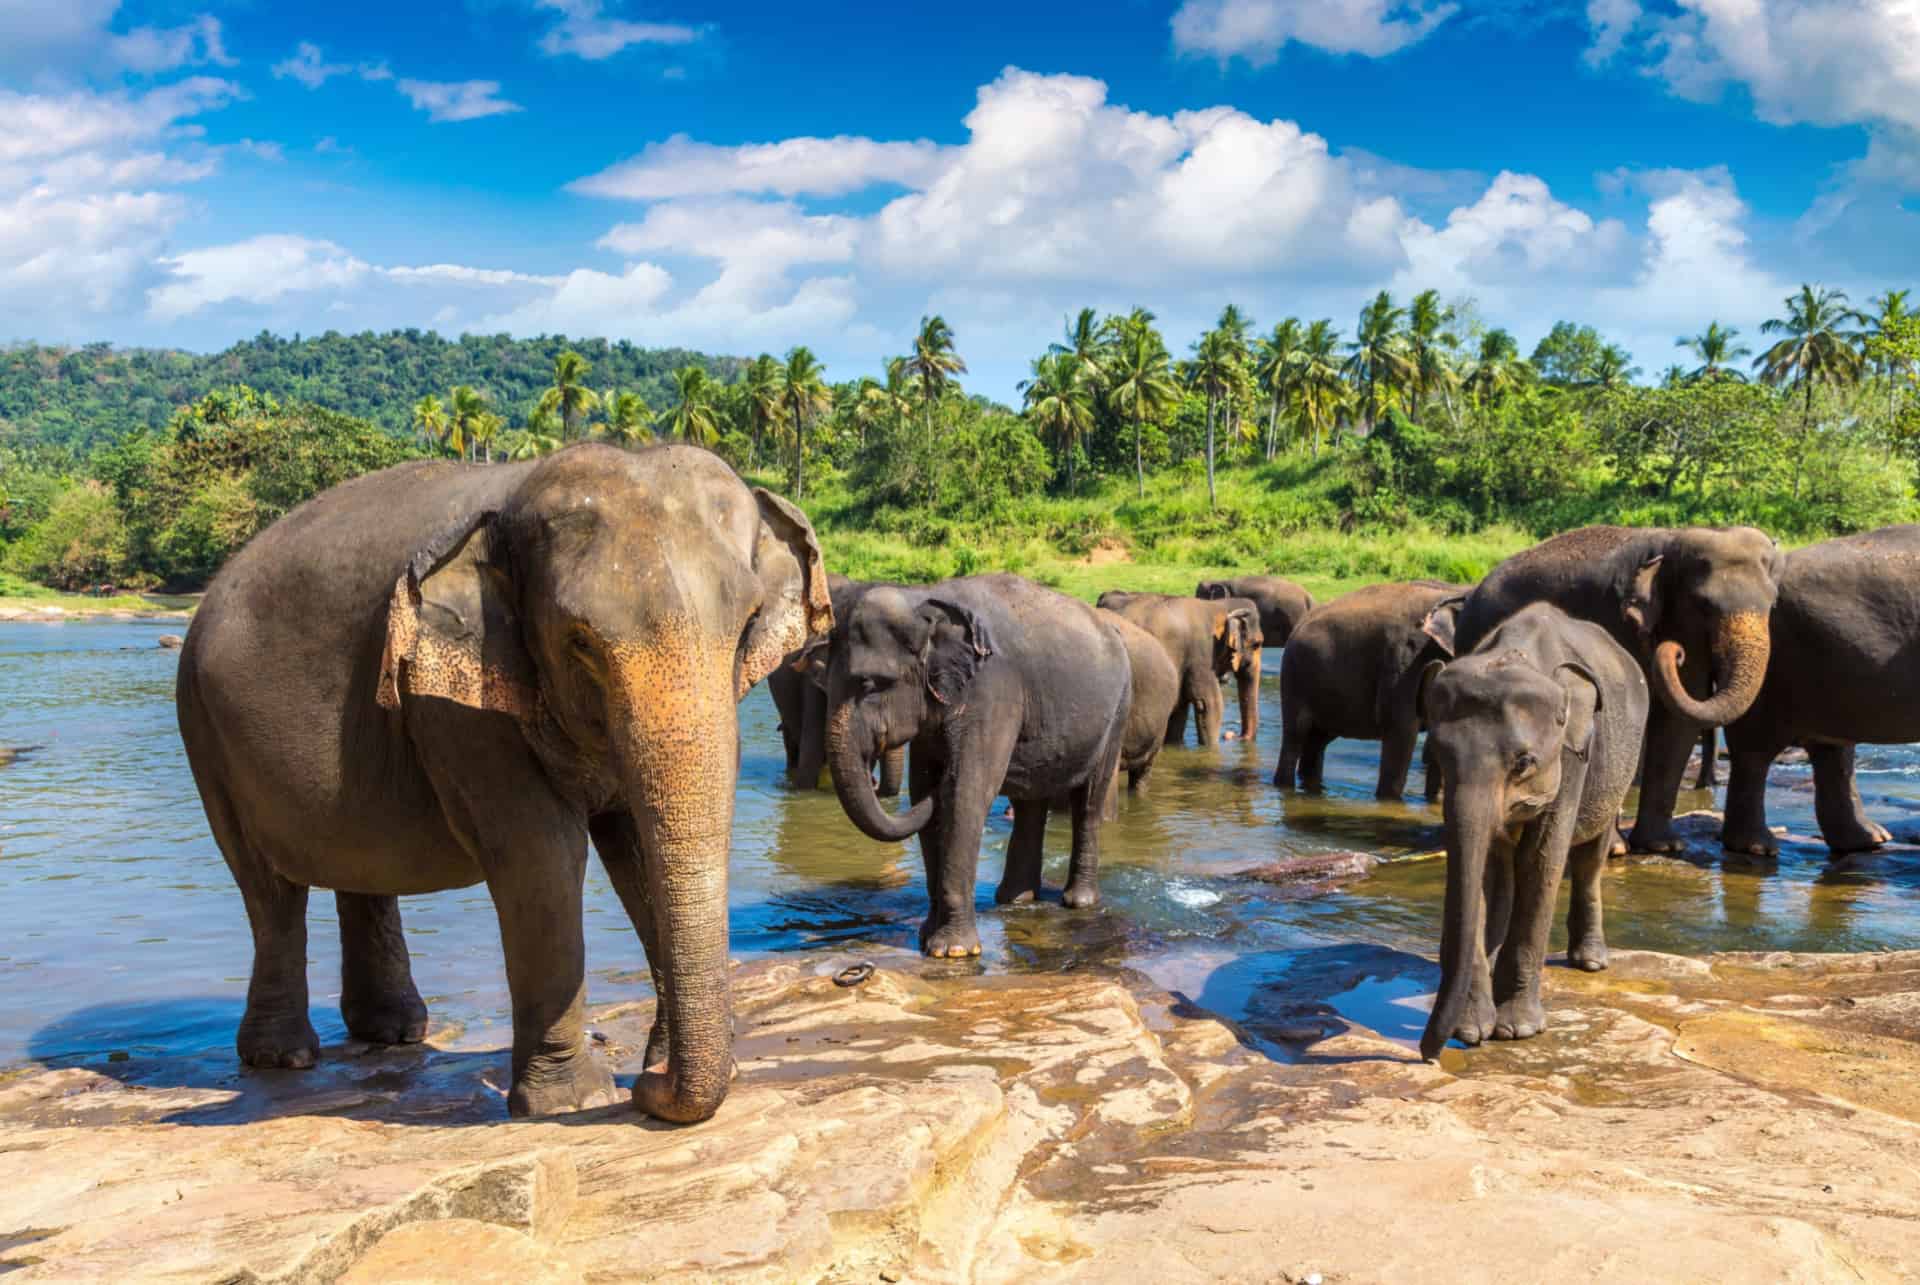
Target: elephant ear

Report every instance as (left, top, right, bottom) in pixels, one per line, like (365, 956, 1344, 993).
(376, 512, 539, 719)
(1196, 581, 1228, 601)
(1553, 661, 1603, 761)
(1420, 596, 1465, 658)
(1397, 657, 1449, 730)
(1619, 554, 1664, 642)
(737, 488, 833, 701)
(1226, 606, 1260, 672)
(919, 598, 994, 707)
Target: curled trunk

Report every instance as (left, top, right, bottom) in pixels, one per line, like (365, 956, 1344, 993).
(1651, 610, 1770, 726)
(877, 744, 906, 799)
(1421, 781, 1497, 1060)
(827, 702, 932, 841)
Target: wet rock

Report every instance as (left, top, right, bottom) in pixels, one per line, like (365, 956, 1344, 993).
(1237, 850, 1378, 891)
(3, 950, 1918, 1282)
(155, 634, 183, 649)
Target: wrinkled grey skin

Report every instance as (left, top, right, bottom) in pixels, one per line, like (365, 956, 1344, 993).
(1419, 603, 1648, 1060)
(176, 444, 829, 1125)
(1196, 575, 1314, 648)
(1454, 525, 1784, 854)
(1096, 607, 1182, 797)
(767, 574, 905, 797)
(1095, 590, 1262, 745)
(1275, 581, 1466, 800)
(825, 574, 1132, 958)
(1721, 525, 1920, 857)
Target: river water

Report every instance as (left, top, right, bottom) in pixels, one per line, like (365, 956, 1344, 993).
(5, 618, 1919, 1068)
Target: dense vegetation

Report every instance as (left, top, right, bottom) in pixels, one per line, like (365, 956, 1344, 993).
(2, 283, 1916, 599)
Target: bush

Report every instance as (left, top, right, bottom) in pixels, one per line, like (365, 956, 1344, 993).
(5, 481, 130, 589)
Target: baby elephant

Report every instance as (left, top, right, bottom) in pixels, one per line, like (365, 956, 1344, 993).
(1418, 603, 1647, 1060)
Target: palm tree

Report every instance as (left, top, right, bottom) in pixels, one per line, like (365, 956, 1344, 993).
(1464, 330, 1527, 405)
(741, 354, 782, 467)
(1755, 284, 1868, 497)
(1294, 320, 1345, 456)
(780, 346, 830, 499)
(662, 366, 720, 445)
(1404, 290, 1458, 416)
(601, 390, 653, 448)
(447, 384, 487, 461)
(1677, 321, 1751, 383)
(1255, 319, 1302, 460)
(1343, 290, 1411, 433)
(1187, 329, 1237, 510)
(1587, 344, 1641, 391)
(902, 315, 967, 438)
(1214, 304, 1254, 453)
(1021, 351, 1095, 489)
(537, 349, 599, 442)
(469, 410, 503, 464)
(1866, 289, 1913, 418)
(1050, 307, 1108, 403)
(1105, 323, 1177, 498)
(411, 394, 447, 452)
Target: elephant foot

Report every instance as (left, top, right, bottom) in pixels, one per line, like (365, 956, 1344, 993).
(509, 1050, 620, 1118)
(994, 882, 1040, 906)
(1568, 934, 1609, 973)
(1491, 995, 1545, 1042)
(922, 919, 982, 959)
(1720, 826, 1780, 859)
(1824, 818, 1892, 855)
(342, 989, 429, 1046)
(1625, 825, 1686, 855)
(644, 1019, 669, 1071)
(1440, 995, 1497, 1050)
(1061, 880, 1100, 909)
(237, 1010, 321, 1070)
(1608, 830, 1628, 859)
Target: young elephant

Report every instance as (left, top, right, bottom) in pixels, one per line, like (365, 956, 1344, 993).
(766, 574, 905, 796)
(1095, 590, 1262, 745)
(1418, 603, 1648, 1060)
(1274, 581, 1465, 799)
(1096, 607, 1182, 797)
(825, 574, 1132, 957)
(1196, 575, 1314, 648)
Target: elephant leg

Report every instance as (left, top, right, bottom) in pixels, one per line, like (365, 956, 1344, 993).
(1274, 709, 1306, 789)
(1565, 830, 1611, 972)
(1694, 727, 1718, 790)
(1423, 737, 1443, 803)
(1129, 753, 1155, 795)
(1721, 744, 1780, 857)
(1625, 710, 1693, 853)
(1164, 697, 1191, 748)
(1811, 742, 1891, 854)
(1301, 729, 1333, 791)
(203, 783, 319, 1070)
(997, 798, 1048, 905)
(1377, 717, 1419, 801)
(1482, 837, 1515, 971)
(876, 744, 906, 800)
(794, 682, 829, 789)
(1492, 803, 1580, 1042)
(336, 893, 428, 1046)
(589, 811, 668, 1071)
(1065, 731, 1123, 909)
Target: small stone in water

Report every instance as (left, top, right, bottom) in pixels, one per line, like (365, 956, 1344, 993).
(107, 1050, 130, 1063)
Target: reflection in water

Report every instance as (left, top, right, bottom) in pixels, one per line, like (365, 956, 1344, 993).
(5, 621, 1920, 1068)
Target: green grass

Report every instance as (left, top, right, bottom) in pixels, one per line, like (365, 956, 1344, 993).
(0, 571, 184, 615)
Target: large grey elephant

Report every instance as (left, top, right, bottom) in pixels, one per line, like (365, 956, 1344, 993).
(824, 574, 1132, 958)
(1096, 607, 1181, 797)
(1721, 524, 1920, 856)
(766, 573, 905, 796)
(1095, 590, 1261, 744)
(1453, 525, 1784, 853)
(1419, 603, 1648, 1059)
(1196, 575, 1313, 648)
(175, 444, 830, 1124)
(1274, 581, 1465, 799)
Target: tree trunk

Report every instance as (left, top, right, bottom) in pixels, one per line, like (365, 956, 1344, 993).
(1135, 408, 1145, 498)
(1205, 387, 1217, 512)
(1266, 393, 1280, 461)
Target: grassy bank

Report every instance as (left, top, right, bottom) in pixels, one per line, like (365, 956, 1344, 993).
(0, 571, 188, 617)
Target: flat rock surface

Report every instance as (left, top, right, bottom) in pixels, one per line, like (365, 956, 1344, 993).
(4, 947, 1919, 1282)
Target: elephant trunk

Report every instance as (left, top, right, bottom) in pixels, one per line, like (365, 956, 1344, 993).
(613, 654, 736, 1125)
(1651, 609, 1770, 727)
(877, 744, 907, 799)
(1421, 778, 1497, 1060)
(827, 701, 932, 841)
(1236, 651, 1261, 741)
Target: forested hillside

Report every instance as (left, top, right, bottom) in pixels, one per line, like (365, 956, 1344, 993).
(0, 332, 745, 453)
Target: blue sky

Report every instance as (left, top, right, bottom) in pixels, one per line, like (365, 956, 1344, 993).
(4, 0, 1918, 397)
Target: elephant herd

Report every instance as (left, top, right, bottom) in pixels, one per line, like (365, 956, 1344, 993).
(172, 443, 1920, 1125)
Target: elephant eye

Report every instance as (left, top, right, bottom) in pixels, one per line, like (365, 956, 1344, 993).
(859, 675, 891, 697)
(1511, 751, 1538, 778)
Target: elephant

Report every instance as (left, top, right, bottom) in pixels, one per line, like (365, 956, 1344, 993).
(1719, 525, 1920, 857)
(1094, 590, 1262, 745)
(1095, 607, 1182, 797)
(1274, 581, 1466, 799)
(824, 574, 1132, 958)
(1418, 602, 1649, 1059)
(766, 573, 905, 797)
(175, 444, 830, 1125)
(1453, 525, 1784, 854)
(1195, 575, 1314, 648)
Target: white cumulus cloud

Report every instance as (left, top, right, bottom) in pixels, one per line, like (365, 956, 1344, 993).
(148, 235, 375, 320)
(534, 0, 702, 60)
(1171, 0, 1460, 62)
(395, 79, 522, 123)
(572, 133, 952, 200)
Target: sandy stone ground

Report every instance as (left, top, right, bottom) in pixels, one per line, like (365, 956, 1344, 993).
(3, 930, 1918, 1283)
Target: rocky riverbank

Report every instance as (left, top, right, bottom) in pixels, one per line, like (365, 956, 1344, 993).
(4, 942, 1918, 1283)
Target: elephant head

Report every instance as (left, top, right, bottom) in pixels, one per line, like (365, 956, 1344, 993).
(1618, 527, 1783, 726)
(376, 445, 830, 1123)
(824, 588, 994, 842)
(1212, 603, 1262, 675)
(1417, 650, 1602, 1059)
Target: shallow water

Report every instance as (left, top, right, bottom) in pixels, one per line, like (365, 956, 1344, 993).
(5, 618, 1919, 1068)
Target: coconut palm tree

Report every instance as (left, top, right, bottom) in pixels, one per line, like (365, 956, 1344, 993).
(412, 394, 447, 452)
(447, 384, 487, 461)
(1404, 290, 1458, 416)
(1293, 320, 1345, 456)
(1343, 291, 1411, 432)
(537, 349, 599, 442)
(663, 366, 720, 445)
(1756, 284, 1868, 496)
(1186, 329, 1237, 510)
(1866, 289, 1914, 418)
(1255, 319, 1303, 461)
(469, 409, 503, 464)
(780, 346, 830, 500)
(1050, 307, 1108, 396)
(1106, 323, 1177, 498)
(1586, 344, 1641, 391)
(740, 354, 783, 467)
(1021, 352, 1095, 490)
(1676, 321, 1751, 383)
(902, 315, 966, 438)
(601, 390, 653, 448)
(1464, 330, 1527, 405)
